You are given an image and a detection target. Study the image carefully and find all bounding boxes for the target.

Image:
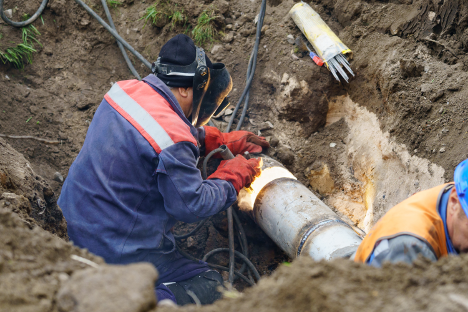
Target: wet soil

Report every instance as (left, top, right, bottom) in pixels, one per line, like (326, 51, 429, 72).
(1, 0, 468, 310)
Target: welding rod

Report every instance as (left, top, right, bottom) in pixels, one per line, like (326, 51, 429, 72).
(327, 53, 355, 82)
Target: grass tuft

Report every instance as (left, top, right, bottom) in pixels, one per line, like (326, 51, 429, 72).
(169, 8, 186, 29)
(140, 2, 218, 45)
(140, 1, 185, 29)
(107, 0, 123, 8)
(140, 1, 167, 28)
(0, 25, 41, 69)
(192, 10, 218, 45)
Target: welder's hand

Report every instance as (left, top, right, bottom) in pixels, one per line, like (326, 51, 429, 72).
(207, 155, 262, 193)
(203, 126, 270, 158)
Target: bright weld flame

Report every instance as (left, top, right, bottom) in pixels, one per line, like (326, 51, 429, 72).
(237, 166, 297, 212)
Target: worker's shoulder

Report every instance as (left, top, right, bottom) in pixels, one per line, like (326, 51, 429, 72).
(104, 80, 197, 151)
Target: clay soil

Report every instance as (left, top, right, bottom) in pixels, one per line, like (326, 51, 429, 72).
(1, 0, 468, 311)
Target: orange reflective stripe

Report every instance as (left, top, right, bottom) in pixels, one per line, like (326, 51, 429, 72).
(354, 183, 452, 263)
(106, 82, 174, 153)
(104, 80, 197, 153)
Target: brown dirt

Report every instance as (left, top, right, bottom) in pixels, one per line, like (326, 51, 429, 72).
(0, 206, 105, 312)
(158, 255, 468, 312)
(1, 0, 468, 310)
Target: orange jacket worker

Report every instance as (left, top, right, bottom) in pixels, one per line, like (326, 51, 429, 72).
(355, 159, 468, 266)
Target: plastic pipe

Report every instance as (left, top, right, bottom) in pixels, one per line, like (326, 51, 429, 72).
(238, 156, 362, 260)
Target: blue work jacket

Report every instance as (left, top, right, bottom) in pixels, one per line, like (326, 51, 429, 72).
(58, 74, 237, 271)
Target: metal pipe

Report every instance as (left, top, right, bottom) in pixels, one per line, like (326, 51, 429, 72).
(238, 156, 362, 260)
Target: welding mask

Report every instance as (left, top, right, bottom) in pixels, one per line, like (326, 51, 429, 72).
(152, 47, 233, 127)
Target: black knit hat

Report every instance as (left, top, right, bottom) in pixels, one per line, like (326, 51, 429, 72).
(157, 34, 213, 88)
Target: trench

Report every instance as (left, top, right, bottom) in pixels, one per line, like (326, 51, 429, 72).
(1, 0, 468, 309)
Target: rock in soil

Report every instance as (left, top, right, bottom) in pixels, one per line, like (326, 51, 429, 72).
(57, 263, 158, 312)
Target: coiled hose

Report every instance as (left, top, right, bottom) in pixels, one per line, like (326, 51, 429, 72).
(0, 0, 48, 27)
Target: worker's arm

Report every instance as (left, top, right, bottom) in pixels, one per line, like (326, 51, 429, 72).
(157, 141, 237, 223)
(368, 235, 437, 267)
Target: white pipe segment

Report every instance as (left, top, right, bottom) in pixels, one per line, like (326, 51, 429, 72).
(238, 156, 362, 260)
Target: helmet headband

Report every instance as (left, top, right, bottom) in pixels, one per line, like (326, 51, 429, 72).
(153, 47, 232, 127)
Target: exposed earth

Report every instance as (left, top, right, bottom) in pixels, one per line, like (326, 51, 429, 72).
(1, 0, 468, 310)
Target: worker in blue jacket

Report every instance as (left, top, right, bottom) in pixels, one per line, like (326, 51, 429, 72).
(58, 34, 269, 305)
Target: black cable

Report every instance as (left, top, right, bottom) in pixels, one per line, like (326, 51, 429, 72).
(202, 146, 237, 285)
(226, 206, 235, 284)
(0, 0, 48, 27)
(235, 38, 256, 131)
(202, 248, 261, 281)
(100, 0, 141, 80)
(202, 146, 254, 285)
(73, 0, 152, 69)
(173, 217, 210, 240)
(202, 147, 225, 180)
(226, 0, 267, 133)
(176, 243, 254, 286)
(221, 0, 267, 286)
(232, 209, 254, 283)
(233, 224, 248, 280)
(202, 146, 246, 285)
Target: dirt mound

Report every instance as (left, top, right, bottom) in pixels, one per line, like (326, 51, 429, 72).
(159, 255, 468, 312)
(0, 206, 102, 311)
(0, 205, 158, 312)
(0, 138, 66, 237)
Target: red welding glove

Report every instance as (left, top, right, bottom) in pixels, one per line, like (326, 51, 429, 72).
(204, 126, 270, 158)
(208, 155, 262, 194)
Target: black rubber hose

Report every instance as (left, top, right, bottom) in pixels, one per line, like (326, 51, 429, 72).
(206, 262, 254, 286)
(226, 206, 235, 284)
(201, 146, 248, 285)
(223, 0, 266, 284)
(236, 46, 255, 131)
(173, 218, 210, 240)
(226, 0, 266, 133)
(233, 225, 247, 280)
(0, 0, 48, 27)
(202, 147, 225, 180)
(73, 0, 152, 69)
(176, 243, 254, 286)
(202, 146, 238, 285)
(202, 248, 261, 281)
(100, 0, 141, 80)
(234, 1, 266, 131)
(232, 209, 254, 283)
